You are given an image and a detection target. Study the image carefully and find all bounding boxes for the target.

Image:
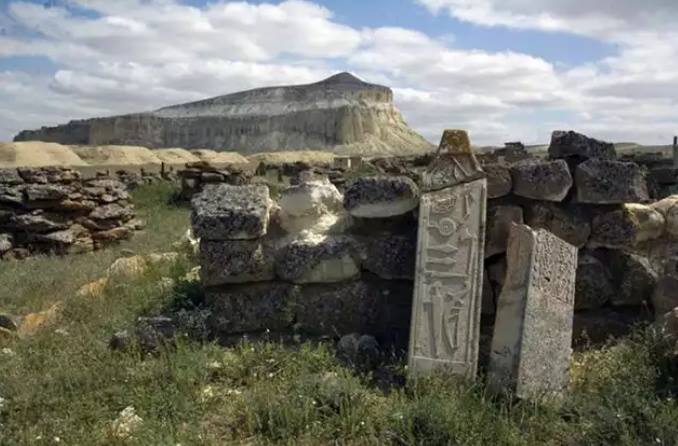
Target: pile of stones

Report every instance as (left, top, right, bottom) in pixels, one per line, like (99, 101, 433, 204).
(480, 130, 678, 342)
(0, 167, 138, 259)
(178, 161, 255, 200)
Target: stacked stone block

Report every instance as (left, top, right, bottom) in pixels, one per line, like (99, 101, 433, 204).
(192, 179, 417, 345)
(480, 130, 676, 343)
(0, 167, 137, 259)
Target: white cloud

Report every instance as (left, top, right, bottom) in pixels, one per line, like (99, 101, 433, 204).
(0, 0, 676, 146)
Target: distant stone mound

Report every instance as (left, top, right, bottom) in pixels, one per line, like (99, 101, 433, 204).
(14, 73, 434, 156)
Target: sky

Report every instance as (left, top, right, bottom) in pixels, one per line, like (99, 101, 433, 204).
(0, 0, 677, 145)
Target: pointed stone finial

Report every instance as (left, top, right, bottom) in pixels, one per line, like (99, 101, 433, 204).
(422, 129, 484, 192)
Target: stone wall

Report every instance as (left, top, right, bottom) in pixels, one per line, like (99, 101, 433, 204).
(0, 167, 138, 259)
(192, 130, 678, 347)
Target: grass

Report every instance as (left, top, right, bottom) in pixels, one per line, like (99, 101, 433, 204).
(1, 182, 678, 445)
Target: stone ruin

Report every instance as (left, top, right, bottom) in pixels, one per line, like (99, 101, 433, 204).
(0, 167, 138, 259)
(189, 128, 678, 398)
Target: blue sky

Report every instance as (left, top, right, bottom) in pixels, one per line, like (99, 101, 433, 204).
(0, 0, 676, 144)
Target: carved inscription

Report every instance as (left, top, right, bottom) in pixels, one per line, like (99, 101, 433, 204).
(408, 178, 487, 377)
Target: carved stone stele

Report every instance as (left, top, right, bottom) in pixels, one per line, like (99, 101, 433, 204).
(421, 129, 484, 192)
(408, 178, 487, 378)
(488, 224, 577, 399)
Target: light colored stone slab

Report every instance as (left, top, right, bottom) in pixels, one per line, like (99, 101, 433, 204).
(488, 224, 577, 399)
(408, 178, 487, 378)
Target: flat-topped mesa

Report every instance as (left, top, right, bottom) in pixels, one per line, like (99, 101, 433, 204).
(14, 72, 433, 156)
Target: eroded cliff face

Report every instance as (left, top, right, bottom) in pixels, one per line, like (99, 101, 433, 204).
(14, 73, 434, 156)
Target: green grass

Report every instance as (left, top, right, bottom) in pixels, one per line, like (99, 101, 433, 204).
(1, 182, 678, 445)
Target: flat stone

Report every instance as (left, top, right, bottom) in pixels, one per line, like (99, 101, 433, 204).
(408, 178, 487, 378)
(575, 159, 649, 203)
(575, 253, 613, 310)
(10, 212, 69, 233)
(524, 202, 591, 248)
(589, 204, 664, 249)
(205, 283, 296, 333)
(607, 251, 657, 307)
(35, 224, 89, 245)
(483, 163, 512, 198)
(421, 129, 484, 191)
(275, 234, 360, 284)
(107, 255, 148, 282)
(485, 205, 524, 258)
(0, 169, 23, 185)
(23, 184, 71, 202)
(360, 234, 416, 280)
(510, 159, 573, 202)
(548, 130, 616, 161)
(488, 224, 577, 399)
(191, 184, 271, 240)
(343, 176, 419, 218)
(199, 239, 275, 286)
(89, 203, 135, 221)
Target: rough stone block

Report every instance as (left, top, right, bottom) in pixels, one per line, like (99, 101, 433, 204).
(484, 163, 512, 198)
(344, 176, 419, 218)
(205, 283, 296, 333)
(191, 184, 271, 240)
(408, 178, 487, 378)
(510, 159, 573, 202)
(277, 178, 348, 234)
(548, 130, 616, 161)
(361, 234, 416, 280)
(651, 195, 678, 239)
(0, 169, 23, 185)
(524, 202, 591, 248)
(589, 204, 664, 249)
(575, 159, 649, 204)
(199, 239, 275, 286)
(485, 205, 524, 258)
(488, 224, 577, 399)
(575, 253, 613, 310)
(275, 235, 360, 284)
(607, 251, 657, 307)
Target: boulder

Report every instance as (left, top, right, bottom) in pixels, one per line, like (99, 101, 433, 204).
(277, 178, 348, 234)
(107, 255, 148, 281)
(344, 176, 419, 218)
(575, 159, 649, 203)
(652, 275, 678, 318)
(651, 195, 678, 239)
(199, 239, 275, 286)
(589, 204, 664, 249)
(485, 205, 524, 258)
(510, 159, 572, 201)
(191, 184, 271, 240)
(484, 163, 512, 198)
(17, 302, 62, 336)
(360, 234, 416, 280)
(205, 283, 297, 333)
(524, 202, 591, 248)
(575, 253, 614, 310)
(607, 251, 657, 307)
(548, 130, 616, 161)
(0, 314, 17, 332)
(0, 233, 12, 255)
(76, 277, 109, 299)
(275, 234, 360, 284)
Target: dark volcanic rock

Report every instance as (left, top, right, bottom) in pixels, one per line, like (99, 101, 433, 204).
(361, 234, 416, 280)
(510, 159, 572, 201)
(485, 205, 524, 258)
(275, 235, 360, 284)
(548, 130, 616, 161)
(575, 159, 649, 203)
(524, 202, 591, 248)
(575, 253, 614, 310)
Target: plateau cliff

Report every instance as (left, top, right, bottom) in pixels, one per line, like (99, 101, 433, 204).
(14, 73, 433, 156)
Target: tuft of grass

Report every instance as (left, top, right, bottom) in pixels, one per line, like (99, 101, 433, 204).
(1, 182, 678, 445)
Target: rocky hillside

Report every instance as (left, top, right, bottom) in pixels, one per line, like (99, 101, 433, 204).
(14, 73, 434, 156)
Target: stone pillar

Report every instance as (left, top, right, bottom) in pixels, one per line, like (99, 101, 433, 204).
(488, 224, 577, 399)
(408, 130, 487, 378)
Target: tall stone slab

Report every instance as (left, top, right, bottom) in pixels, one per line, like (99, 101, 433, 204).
(488, 224, 577, 399)
(408, 130, 487, 378)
